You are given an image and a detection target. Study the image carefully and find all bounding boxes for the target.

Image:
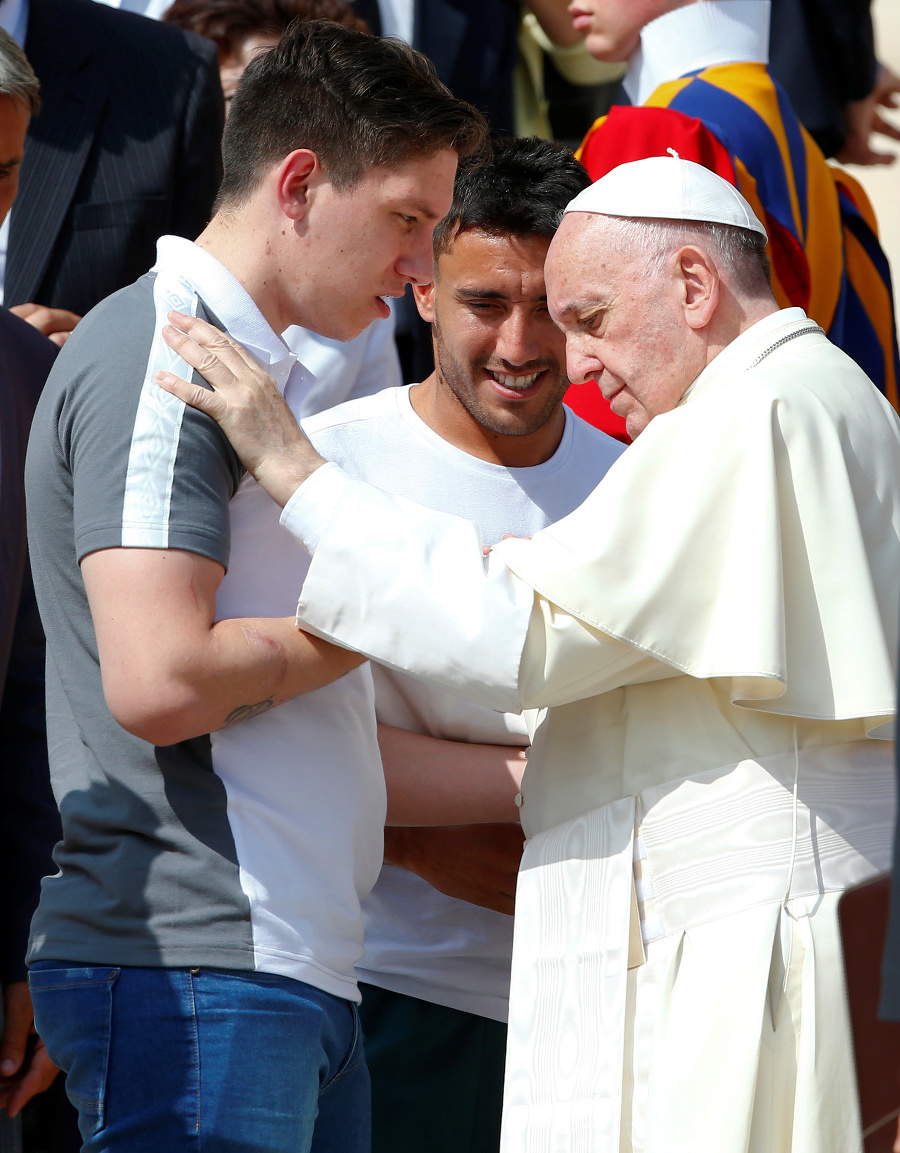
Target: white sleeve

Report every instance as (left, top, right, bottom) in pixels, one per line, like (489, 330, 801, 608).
(281, 463, 533, 713)
(280, 464, 679, 712)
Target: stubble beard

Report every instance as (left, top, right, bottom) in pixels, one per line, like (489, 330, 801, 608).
(432, 314, 569, 439)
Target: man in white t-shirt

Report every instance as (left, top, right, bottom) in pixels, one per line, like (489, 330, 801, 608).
(301, 137, 625, 1153)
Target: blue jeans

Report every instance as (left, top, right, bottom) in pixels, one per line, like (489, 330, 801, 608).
(29, 962, 370, 1153)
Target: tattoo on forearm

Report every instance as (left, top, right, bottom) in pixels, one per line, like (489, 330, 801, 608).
(224, 698, 274, 726)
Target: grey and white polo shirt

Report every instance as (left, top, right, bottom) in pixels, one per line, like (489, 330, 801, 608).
(25, 237, 386, 1000)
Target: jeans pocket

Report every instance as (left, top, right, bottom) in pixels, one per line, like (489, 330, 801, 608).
(323, 1001, 365, 1092)
(29, 964, 120, 1139)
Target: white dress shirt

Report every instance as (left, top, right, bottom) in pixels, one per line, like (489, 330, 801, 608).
(91, 0, 172, 18)
(377, 0, 415, 43)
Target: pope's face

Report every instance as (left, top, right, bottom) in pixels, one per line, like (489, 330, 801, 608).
(417, 228, 569, 437)
(546, 213, 705, 439)
(294, 149, 458, 341)
(566, 0, 689, 61)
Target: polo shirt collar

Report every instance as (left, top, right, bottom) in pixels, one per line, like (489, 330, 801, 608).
(624, 1, 770, 107)
(152, 235, 305, 395)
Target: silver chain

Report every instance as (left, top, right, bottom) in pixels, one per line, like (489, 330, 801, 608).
(746, 323, 825, 369)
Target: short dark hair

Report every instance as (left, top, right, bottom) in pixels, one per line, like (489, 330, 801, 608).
(163, 0, 368, 62)
(432, 136, 591, 259)
(218, 20, 487, 204)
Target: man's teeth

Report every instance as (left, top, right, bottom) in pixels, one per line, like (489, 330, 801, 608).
(493, 371, 540, 390)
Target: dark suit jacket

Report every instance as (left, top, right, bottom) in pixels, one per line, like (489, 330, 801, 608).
(769, 0, 877, 158)
(0, 309, 60, 988)
(353, 0, 520, 135)
(6, 0, 224, 317)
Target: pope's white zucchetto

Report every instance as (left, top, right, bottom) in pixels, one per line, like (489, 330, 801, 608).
(564, 154, 768, 240)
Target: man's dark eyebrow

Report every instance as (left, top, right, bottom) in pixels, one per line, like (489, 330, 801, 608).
(0, 157, 21, 169)
(455, 287, 548, 302)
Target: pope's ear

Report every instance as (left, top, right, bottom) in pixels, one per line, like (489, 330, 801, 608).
(276, 149, 320, 223)
(677, 244, 719, 330)
(413, 281, 436, 323)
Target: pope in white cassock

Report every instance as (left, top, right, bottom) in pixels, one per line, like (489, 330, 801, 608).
(156, 157, 900, 1153)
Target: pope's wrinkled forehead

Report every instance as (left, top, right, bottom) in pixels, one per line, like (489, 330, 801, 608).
(545, 212, 626, 315)
(547, 209, 616, 261)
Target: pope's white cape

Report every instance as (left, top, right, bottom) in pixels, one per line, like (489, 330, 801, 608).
(285, 308, 900, 737)
(281, 307, 900, 1152)
(496, 309, 900, 731)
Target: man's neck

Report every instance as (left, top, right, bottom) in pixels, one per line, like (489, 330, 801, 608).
(409, 374, 567, 468)
(195, 211, 290, 336)
(702, 294, 781, 368)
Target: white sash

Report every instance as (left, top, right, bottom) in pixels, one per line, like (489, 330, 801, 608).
(500, 741, 895, 1153)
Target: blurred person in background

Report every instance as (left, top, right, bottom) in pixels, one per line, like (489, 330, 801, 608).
(513, 9, 623, 142)
(566, 0, 899, 443)
(769, 0, 900, 166)
(163, 0, 404, 416)
(0, 25, 62, 1153)
(1, 0, 223, 346)
(163, 0, 369, 108)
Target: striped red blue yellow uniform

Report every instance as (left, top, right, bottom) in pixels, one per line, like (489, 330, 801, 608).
(569, 62, 900, 441)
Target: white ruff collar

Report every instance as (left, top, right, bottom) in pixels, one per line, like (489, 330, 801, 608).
(624, 1, 770, 106)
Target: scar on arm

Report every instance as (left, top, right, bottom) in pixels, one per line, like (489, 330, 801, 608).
(217, 625, 290, 726)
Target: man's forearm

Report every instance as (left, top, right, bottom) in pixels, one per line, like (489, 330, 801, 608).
(82, 547, 365, 747)
(384, 824, 525, 915)
(139, 615, 365, 745)
(378, 723, 526, 825)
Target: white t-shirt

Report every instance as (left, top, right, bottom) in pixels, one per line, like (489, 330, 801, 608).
(303, 385, 626, 1020)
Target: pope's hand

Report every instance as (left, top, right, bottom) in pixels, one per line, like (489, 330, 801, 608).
(155, 311, 325, 508)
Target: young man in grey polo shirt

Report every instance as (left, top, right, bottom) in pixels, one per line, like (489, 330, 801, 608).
(24, 23, 484, 1153)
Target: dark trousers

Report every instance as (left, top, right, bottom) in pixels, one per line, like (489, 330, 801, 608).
(359, 982, 506, 1153)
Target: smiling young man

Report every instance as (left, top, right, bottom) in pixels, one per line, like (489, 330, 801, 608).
(23, 22, 483, 1153)
(297, 138, 625, 1153)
